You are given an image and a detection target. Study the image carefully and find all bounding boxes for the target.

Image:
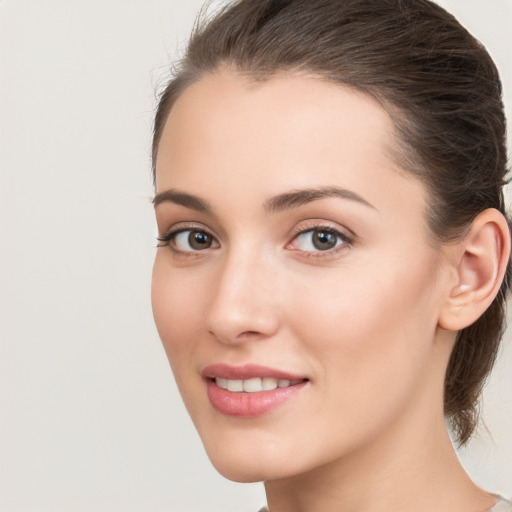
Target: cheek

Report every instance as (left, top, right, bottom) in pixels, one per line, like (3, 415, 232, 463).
(151, 257, 215, 428)
(290, 260, 437, 344)
(287, 255, 440, 414)
(151, 256, 205, 373)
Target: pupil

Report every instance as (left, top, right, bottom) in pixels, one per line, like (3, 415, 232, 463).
(313, 230, 337, 250)
(189, 231, 211, 250)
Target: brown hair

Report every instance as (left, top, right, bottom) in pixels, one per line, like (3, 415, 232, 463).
(152, 0, 511, 445)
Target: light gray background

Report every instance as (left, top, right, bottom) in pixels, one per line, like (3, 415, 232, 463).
(0, 1, 510, 511)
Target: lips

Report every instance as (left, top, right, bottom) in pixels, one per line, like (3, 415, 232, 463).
(202, 363, 306, 381)
(202, 364, 308, 417)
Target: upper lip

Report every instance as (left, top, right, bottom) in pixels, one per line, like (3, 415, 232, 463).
(202, 363, 307, 381)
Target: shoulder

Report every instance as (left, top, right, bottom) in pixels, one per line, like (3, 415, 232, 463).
(256, 497, 512, 512)
(489, 496, 512, 512)
(256, 498, 512, 512)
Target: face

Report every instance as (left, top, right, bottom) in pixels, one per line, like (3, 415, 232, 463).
(152, 71, 454, 483)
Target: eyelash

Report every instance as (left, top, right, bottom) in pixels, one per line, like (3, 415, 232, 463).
(156, 223, 353, 259)
(156, 223, 217, 257)
(286, 223, 353, 258)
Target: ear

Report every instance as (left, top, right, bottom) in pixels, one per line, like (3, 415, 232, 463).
(438, 208, 511, 331)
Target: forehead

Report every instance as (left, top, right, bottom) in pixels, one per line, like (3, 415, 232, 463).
(155, 71, 426, 220)
(157, 71, 397, 171)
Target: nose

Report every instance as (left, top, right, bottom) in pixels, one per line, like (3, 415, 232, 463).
(205, 252, 282, 345)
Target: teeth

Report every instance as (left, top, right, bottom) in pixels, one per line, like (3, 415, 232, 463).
(227, 379, 243, 392)
(216, 377, 228, 389)
(243, 377, 264, 392)
(262, 377, 278, 390)
(215, 377, 302, 393)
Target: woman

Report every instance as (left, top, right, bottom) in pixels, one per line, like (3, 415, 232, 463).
(150, 1, 511, 511)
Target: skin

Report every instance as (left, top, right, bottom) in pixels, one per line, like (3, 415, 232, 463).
(152, 71, 499, 512)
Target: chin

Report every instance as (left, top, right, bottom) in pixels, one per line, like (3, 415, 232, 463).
(201, 431, 319, 483)
(212, 463, 266, 483)
(203, 443, 271, 482)
(209, 456, 297, 484)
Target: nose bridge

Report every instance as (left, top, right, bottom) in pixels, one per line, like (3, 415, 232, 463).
(205, 244, 281, 343)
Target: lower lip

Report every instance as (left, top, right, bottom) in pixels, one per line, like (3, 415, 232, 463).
(206, 380, 307, 417)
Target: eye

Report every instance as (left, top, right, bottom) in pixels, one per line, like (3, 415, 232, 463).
(175, 230, 216, 251)
(158, 228, 219, 253)
(289, 227, 350, 253)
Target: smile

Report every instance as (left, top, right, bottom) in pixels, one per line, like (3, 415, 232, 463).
(214, 377, 304, 393)
(203, 364, 309, 417)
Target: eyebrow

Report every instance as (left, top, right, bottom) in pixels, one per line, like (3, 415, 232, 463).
(264, 186, 376, 214)
(152, 189, 213, 212)
(152, 186, 375, 213)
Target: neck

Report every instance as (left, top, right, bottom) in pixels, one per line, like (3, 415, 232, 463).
(264, 409, 494, 512)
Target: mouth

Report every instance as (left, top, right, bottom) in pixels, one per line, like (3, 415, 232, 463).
(202, 364, 309, 417)
(213, 376, 306, 393)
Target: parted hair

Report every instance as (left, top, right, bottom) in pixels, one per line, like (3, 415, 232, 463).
(152, 0, 511, 445)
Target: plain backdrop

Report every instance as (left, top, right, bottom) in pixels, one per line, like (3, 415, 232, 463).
(0, 1, 511, 511)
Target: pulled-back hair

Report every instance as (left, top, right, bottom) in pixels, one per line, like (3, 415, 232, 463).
(152, 0, 511, 445)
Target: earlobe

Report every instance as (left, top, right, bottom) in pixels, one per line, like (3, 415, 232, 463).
(438, 208, 511, 332)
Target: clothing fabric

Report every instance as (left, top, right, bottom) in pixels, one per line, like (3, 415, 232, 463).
(257, 495, 512, 512)
(490, 496, 512, 512)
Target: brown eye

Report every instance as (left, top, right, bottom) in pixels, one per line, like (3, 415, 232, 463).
(292, 228, 347, 252)
(158, 229, 220, 253)
(188, 230, 213, 250)
(311, 230, 338, 250)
